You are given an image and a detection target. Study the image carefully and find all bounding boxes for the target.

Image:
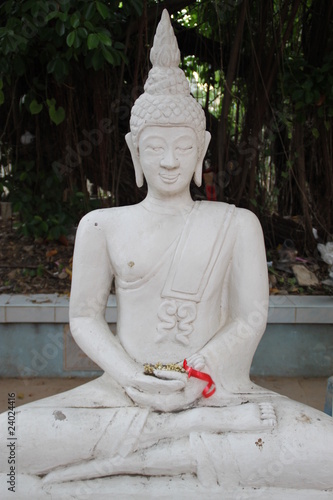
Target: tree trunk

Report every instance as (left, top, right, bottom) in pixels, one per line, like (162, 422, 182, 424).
(217, 0, 248, 200)
(294, 122, 316, 251)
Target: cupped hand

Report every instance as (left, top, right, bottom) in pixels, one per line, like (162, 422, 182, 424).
(126, 370, 185, 396)
(126, 373, 205, 412)
(186, 353, 205, 371)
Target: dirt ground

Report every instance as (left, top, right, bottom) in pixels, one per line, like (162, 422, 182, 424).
(0, 219, 73, 295)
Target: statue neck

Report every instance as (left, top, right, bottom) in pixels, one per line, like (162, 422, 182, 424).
(141, 192, 195, 216)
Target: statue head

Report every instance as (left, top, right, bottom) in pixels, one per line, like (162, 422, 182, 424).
(126, 9, 210, 188)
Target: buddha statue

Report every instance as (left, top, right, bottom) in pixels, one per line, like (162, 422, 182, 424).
(1, 10, 333, 499)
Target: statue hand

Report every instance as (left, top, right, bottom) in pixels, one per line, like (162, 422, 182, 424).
(126, 373, 205, 412)
(125, 370, 185, 398)
(186, 353, 205, 371)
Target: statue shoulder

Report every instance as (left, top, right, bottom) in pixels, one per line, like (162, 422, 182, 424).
(234, 206, 262, 230)
(198, 201, 260, 226)
(77, 206, 133, 233)
(233, 207, 266, 254)
(197, 201, 263, 240)
(197, 200, 234, 218)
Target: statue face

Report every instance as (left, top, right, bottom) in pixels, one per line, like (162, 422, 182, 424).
(138, 126, 199, 196)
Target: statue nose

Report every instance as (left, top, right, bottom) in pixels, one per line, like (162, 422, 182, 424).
(160, 149, 180, 169)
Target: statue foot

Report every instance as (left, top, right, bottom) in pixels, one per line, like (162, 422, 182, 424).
(258, 402, 277, 428)
(209, 401, 277, 433)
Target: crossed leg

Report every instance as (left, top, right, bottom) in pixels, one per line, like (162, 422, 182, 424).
(43, 402, 276, 483)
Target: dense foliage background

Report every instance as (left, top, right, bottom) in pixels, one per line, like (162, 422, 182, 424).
(0, 0, 332, 252)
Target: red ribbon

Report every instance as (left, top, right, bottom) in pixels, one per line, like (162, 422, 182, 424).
(183, 359, 216, 398)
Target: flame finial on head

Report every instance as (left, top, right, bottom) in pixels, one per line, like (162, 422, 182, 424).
(150, 10, 180, 68)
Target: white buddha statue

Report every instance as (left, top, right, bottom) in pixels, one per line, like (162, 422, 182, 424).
(1, 10, 333, 499)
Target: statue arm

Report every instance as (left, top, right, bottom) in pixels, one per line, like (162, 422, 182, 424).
(69, 212, 137, 386)
(69, 212, 185, 396)
(201, 208, 269, 393)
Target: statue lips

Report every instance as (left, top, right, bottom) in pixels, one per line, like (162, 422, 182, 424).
(159, 172, 180, 183)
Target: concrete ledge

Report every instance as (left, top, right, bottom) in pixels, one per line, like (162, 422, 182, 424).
(0, 294, 332, 378)
(0, 294, 332, 324)
(268, 295, 333, 324)
(0, 294, 117, 324)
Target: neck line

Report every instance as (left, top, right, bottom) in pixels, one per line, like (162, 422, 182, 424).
(140, 197, 196, 216)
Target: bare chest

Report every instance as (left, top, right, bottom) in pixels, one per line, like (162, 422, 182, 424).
(105, 213, 187, 282)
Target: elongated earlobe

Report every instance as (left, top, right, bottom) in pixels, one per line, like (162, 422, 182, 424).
(194, 131, 211, 187)
(125, 133, 144, 188)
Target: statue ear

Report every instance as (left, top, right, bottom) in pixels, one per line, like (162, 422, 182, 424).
(125, 132, 144, 188)
(194, 131, 211, 187)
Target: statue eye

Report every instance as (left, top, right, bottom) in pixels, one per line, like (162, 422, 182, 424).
(176, 145, 193, 153)
(146, 146, 164, 152)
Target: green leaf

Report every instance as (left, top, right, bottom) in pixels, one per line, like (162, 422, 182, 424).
(19, 172, 28, 181)
(97, 32, 112, 46)
(118, 51, 128, 64)
(58, 12, 67, 22)
(66, 31, 76, 48)
(55, 20, 65, 37)
(84, 21, 95, 31)
(46, 98, 56, 107)
(47, 101, 66, 125)
(70, 12, 80, 29)
(40, 221, 48, 233)
(114, 42, 125, 50)
(87, 33, 99, 50)
(77, 27, 88, 39)
(45, 10, 59, 23)
(96, 1, 110, 19)
(295, 101, 304, 110)
(84, 2, 96, 21)
(102, 47, 115, 65)
(29, 99, 43, 115)
(73, 33, 82, 49)
(311, 127, 319, 139)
